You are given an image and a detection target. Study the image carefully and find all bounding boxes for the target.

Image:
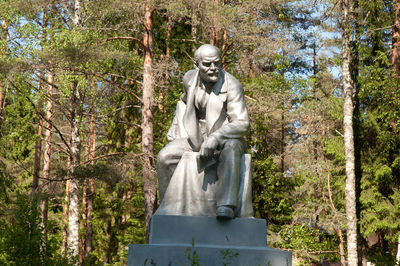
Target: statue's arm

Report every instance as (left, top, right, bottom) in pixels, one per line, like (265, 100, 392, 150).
(166, 70, 196, 141)
(209, 79, 250, 142)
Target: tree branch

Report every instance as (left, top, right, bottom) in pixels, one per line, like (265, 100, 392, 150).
(9, 80, 71, 151)
(104, 36, 145, 48)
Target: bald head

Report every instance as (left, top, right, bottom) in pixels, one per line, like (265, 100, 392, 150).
(194, 44, 222, 83)
(194, 44, 221, 64)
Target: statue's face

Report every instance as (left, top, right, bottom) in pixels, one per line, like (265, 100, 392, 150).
(197, 48, 221, 83)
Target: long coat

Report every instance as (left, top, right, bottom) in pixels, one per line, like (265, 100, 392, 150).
(167, 69, 250, 151)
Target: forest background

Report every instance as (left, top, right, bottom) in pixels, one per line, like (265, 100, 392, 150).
(0, 0, 399, 265)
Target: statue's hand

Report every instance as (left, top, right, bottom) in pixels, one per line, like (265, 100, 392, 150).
(199, 135, 218, 158)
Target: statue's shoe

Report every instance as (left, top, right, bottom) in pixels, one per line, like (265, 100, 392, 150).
(216, 206, 234, 219)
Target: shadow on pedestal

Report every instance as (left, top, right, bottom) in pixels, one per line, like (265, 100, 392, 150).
(128, 215, 292, 266)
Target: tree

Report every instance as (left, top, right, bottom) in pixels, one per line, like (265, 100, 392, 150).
(39, 5, 56, 258)
(341, 0, 358, 264)
(67, 0, 84, 260)
(141, 0, 157, 240)
(392, 0, 400, 75)
(0, 18, 7, 123)
(394, 0, 400, 262)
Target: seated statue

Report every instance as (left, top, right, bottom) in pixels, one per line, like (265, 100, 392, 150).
(156, 44, 250, 219)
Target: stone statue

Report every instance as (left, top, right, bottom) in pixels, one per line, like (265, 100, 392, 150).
(156, 44, 250, 219)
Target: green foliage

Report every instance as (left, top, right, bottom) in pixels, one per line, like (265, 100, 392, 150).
(185, 238, 200, 266)
(88, 164, 146, 264)
(0, 193, 69, 266)
(353, 1, 400, 259)
(276, 224, 340, 264)
(252, 155, 295, 225)
(0, 85, 36, 163)
(220, 248, 239, 266)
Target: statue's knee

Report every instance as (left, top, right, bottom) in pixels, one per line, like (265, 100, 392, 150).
(222, 139, 243, 153)
(157, 148, 169, 166)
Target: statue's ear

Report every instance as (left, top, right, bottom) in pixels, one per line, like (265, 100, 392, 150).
(194, 61, 199, 70)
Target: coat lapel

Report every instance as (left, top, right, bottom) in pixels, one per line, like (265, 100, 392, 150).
(206, 71, 227, 133)
(183, 70, 203, 151)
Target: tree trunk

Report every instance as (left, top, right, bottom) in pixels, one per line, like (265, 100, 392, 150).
(335, 227, 346, 266)
(341, 0, 358, 265)
(80, 87, 96, 260)
(38, 69, 54, 260)
(313, 41, 317, 98)
(327, 160, 346, 266)
(158, 16, 173, 112)
(37, 8, 54, 259)
(165, 15, 172, 81)
(221, 29, 228, 68)
(191, 13, 198, 53)
(0, 19, 8, 123)
(40, 70, 54, 225)
(85, 84, 96, 257)
(73, 0, 83, 27)
(67, 0, 83, 259)
(67, 80, 81, 259)
(392, 0, 400, 75)
(394, 1, 400, 262)
(80, 178, 87, 263)
(61, 157, 71, 255)
(142, 2, 157, 241)
(396, 232, 400, 265)
(280, 109, 285, 173)
(32, 76, 44, 193)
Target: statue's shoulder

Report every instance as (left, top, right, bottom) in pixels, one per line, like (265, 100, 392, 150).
(223, 71, 243, 91)
(182, 69, 197, 88)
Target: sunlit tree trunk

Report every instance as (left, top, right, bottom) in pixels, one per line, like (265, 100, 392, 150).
(80, 177, 87, 263)
(165, 16, 172, 81)
(142, 1, 157, 241)
(0, 19, 8, 123)
(326, 158, 346, 266)
(392, 0, 400, 75)
(68, 79, 81, 259)
(157, 16, 173, 112)
(80, 85, 96, 260)
(221, 29, 228, 68)
(397, 231, 400, 266)
(67, 1, 83, 259)
(85, 78, 96, 257)
(280, 111, 285, 173)
(39, 5, 55, 245)
(39, 70, 54, 254)
(35, 11, 51, 259)
(61, 157, 71, 255)
(191, 4, 198, 53)
(33, 39, 45, 194)
(393, 0, 400, 264)
(341, 0, 358, 264)
(32, 98, 43, 193)
(41, 73, 54, 198)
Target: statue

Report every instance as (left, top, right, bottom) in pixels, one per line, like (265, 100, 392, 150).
(156, 44, 250, 219)
(130, 44, 292, 266)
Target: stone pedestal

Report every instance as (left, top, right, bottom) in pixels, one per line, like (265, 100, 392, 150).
(128, 215, 292, 266)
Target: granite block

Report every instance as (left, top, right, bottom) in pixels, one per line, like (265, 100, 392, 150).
(150, 215, 266, 247)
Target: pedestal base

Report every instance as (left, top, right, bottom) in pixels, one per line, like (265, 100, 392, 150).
(128, 215, 291, 266)
(129, 243, 291, 266)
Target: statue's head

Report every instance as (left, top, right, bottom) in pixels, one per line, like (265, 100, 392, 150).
(194, 44, 222, 83)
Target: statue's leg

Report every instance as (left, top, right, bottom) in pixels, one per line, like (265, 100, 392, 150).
(156, 138, 192, 202)
(216, 138, 246, 218)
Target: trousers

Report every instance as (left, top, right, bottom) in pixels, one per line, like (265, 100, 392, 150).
(156, 137, 246, 209)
